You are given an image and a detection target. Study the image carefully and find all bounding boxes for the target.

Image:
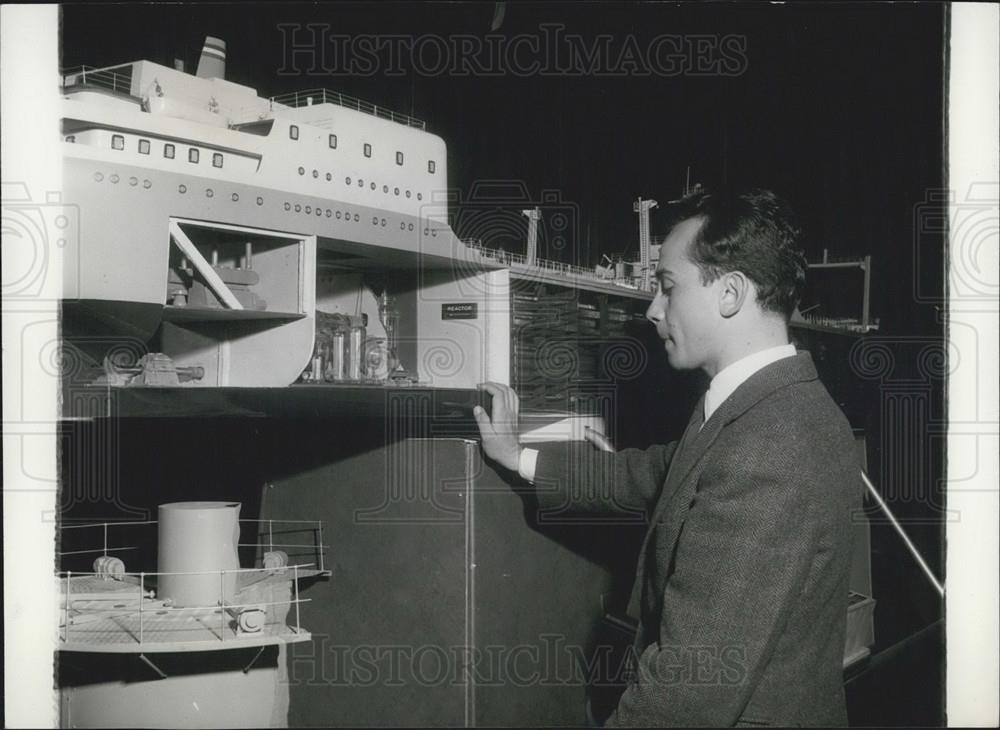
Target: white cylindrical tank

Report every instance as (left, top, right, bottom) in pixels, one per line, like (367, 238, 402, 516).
(157, 501, 241, 607)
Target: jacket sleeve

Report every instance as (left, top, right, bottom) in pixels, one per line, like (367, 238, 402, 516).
(605, 435, 826, 726)
(531, 441, 678, 520)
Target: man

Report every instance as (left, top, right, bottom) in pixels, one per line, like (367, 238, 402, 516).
(474, 189, 861, 726)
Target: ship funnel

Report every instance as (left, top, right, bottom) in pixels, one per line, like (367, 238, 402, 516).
(196, 36, 226, 79)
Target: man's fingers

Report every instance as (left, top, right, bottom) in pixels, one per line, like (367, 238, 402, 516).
(473, 405, 494, 436)
(478, 381, 511, 412)
(478, 382, 519, 416)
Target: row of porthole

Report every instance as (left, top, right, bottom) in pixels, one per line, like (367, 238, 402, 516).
(296, 167, 424, 201)
(175, 184, 264, 205)
(92, 172, 257, 204)
(93, 171, 153, 189)
(93, 171, 420, 232)
(279, 202, 415, 230)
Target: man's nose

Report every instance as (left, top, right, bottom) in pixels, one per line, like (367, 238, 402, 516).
(646, 296, 665, 325)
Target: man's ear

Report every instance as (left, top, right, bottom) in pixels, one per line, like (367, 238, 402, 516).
(719, 271, 750, 318)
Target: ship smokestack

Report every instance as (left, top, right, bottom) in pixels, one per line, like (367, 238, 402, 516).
(196, 36, 226, 79)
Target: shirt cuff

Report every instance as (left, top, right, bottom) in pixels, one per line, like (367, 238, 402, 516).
(518, 447, 539, 483)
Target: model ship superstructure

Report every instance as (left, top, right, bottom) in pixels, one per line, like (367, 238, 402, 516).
(59, 37, 519, 389)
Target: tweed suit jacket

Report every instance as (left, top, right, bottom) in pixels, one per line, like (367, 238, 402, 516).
(531, 352, 861, 727)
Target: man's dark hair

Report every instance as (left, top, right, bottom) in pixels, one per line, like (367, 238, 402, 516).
(666, 188, 807, 319)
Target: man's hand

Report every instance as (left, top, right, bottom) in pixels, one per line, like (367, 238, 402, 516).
(473, 382, 522, 472)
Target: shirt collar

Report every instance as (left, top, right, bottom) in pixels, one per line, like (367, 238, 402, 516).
(704, 344, 798, 424)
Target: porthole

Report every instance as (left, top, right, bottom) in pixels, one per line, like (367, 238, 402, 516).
(178, 184, 187, 193)
(336, 211, 342, 220)
(294, 204, 301, 212)
(305, 205, 311, 214)
(345, 177, 352, 185)
(256, 196, 264, 205)
(406, 190, 411, 198)
(353, 213, 359, 222)
(232, 193, 239, 202)
(417, 193, 423, 201)
(370, 182, 376, 191)
(312, 169, 318, 178)
(128, 176, 137, 186)
(206, 189, 214, 198)
(298, 167, 305, 176)
(394, 187, 400, 196)
(284, 202, 291, 211)
(110, 174, 119, 184)
(383, 185, 389, 193)
(326, 172, 332, 181)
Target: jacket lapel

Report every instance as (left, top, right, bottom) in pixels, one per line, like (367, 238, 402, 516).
(625, 352, 820, 623)
(654, 352, 820, 533)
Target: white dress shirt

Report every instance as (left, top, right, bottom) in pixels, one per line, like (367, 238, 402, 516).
(702, 343, 797, 424)
(517, 344, 797, 483)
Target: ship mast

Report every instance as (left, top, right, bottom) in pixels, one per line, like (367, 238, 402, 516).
(633, 197, 658, 291)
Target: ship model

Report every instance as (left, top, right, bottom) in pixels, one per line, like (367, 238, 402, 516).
(58, 36, 873, 409)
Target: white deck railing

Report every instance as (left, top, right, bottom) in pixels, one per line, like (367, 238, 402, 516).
(269, 88, 425, 129)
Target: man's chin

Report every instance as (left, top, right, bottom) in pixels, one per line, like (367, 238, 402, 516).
(664, 342, 684, 368)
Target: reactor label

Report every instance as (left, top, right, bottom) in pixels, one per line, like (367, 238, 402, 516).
(441, 303, 478, 320)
